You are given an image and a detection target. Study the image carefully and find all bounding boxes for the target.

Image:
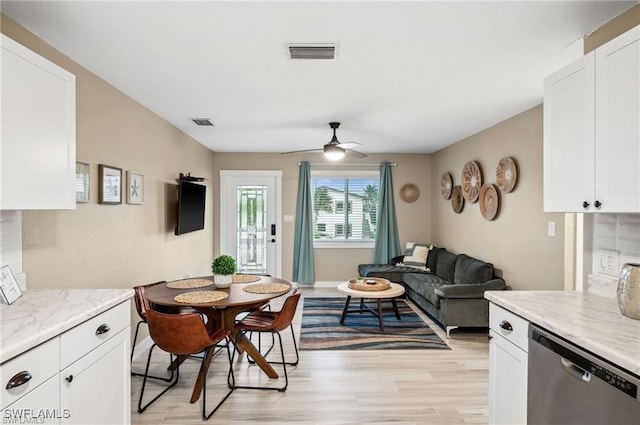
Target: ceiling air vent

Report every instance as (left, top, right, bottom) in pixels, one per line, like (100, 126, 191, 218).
(287, 44, 338, 60)
(191, 118, 214, 126)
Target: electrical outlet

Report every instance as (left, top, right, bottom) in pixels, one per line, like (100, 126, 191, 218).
(597, 249, 619, 276)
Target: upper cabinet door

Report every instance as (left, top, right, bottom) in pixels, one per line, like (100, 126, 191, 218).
(543, 53, 595, 212)
(1, 35, 76, 210)
(595, 26, 640, 213)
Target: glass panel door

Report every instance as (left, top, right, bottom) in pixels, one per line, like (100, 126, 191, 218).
(236, 185, 267, 274)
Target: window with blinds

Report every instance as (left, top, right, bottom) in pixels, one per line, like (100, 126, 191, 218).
(311, 171, 379, 244)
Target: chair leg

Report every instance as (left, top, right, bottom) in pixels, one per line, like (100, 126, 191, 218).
(137, 345, 179, 413)
(230, 331, 289, 392)
(131, 320, 175, 382)
(202, 339, 235, 420)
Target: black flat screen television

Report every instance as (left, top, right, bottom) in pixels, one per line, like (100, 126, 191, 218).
(175, 180, 206, 235)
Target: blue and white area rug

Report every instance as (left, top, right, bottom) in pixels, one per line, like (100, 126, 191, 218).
(299, 297, 450, 350)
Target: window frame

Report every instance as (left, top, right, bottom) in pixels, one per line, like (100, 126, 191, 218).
(311, 169, 379, 249)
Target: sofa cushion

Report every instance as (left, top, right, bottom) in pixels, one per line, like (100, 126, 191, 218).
(426, 247, 446, 273)
(454, 254, 494, 284)
(436, 250, 457, 282)
(403, 273, 448, 308)
(357, 264, 430, 283)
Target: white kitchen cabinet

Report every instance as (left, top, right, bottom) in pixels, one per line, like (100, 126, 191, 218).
(488, 303, 528, 425)
(61, 328, 130, 425)
(544, 25, 640, 213)
(0, 300, 131, 425)
(0, 34, 76, 210)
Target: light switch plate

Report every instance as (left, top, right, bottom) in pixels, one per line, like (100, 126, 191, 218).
(597, 249, 619, 276)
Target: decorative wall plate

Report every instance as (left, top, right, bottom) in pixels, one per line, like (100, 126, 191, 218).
(479, 183, 500, 221)
(461, 161, 482, 203)
(440, 172, 453, 200)
(400, 183, 420, 203)
(451, 185, 464, 213)
(496, 156, 518, 193)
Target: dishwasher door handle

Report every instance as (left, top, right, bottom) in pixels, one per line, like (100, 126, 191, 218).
(561, 358, 591, 383)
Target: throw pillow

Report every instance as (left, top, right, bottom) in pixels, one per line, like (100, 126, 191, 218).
(403, 245, 430, 267)
(405, 241, 416, 256)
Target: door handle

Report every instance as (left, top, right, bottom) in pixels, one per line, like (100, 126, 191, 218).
(499, 320, 513, 331)
(561, 358, 591, 383)
(270, 239, 276, 243)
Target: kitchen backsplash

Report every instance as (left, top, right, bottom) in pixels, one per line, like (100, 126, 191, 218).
(589, 213, 640, 296)
(0, 210, 25, 289)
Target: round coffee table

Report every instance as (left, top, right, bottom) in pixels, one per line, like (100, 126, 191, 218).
(337, 281, 405, 331)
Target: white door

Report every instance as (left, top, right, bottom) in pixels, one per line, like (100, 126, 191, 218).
(220, 171, 282, 277)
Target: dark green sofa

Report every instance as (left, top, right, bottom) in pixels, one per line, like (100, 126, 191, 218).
(358, 247, 507, 337)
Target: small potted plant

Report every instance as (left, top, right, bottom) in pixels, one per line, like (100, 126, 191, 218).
(356, 275, 364, 284)
(211, 255, 236, 288)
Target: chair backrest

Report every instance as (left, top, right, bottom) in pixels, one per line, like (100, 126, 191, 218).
(145, 310, 228, 355)
(133, 281, 166, 322)
(271, 288, 301, 332)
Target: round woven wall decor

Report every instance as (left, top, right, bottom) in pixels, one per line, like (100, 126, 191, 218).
(479, 183, 500, 221)
(400, 183, 420, 203)
(440, 172, 453, 200)
(496, 156, 518, 193)
(461, 161, 482, 203)
(451, 185, 464, 214)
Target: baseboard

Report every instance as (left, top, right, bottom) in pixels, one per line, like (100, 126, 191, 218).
(131, 336, 154, 361)
(312, 281, 342, 288)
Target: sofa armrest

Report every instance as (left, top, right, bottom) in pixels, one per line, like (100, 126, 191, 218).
(390, 255, 405, 265)
(435, 279, 507, 299)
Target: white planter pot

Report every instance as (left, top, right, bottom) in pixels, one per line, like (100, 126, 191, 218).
(214, 274, 233, 288)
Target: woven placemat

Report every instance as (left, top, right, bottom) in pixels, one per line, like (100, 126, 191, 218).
(174, 291, 228, 304)
(232, 274, 261, 284)
(243, 282, 290, 294)
(167, 278, 213, 289)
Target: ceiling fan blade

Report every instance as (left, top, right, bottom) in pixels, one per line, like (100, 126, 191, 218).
(281, 148, 322, 154)
(346, 149, 367, 158)
(337, 142, 362, 149)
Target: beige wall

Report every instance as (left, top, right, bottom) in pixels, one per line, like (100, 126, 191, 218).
(2, 16, 216, 291)
(430, 105, 566, 290)
(584, 4, 639, 53)
(213, 152, 431, 282)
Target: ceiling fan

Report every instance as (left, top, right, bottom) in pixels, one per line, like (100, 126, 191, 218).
(283, 122, 367, 160)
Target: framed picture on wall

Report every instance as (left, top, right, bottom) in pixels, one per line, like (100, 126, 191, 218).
(0, 265, 22, 305)
(98, 164, 122, 204)
(127, 171, 144, 205)
(75, 161, 90, 203)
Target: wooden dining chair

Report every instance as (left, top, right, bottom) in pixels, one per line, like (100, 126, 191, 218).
(138, 310, 235, 420)
(231, 287, 301, 392)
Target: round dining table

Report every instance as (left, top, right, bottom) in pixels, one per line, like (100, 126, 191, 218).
(142, 275, 293, 402)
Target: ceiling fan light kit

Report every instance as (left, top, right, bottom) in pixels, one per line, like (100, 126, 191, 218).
(324, 144, 345, 160)
(282, 122, 367, 160)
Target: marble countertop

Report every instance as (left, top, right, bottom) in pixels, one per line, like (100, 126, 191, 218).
(485, 290, 640, 377)
(0, 288, 134, 364)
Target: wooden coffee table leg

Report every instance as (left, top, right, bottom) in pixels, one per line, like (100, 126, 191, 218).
(391, 298, 401, 320)
(377, 299, 384, 331)
(340, 295, 352, 325)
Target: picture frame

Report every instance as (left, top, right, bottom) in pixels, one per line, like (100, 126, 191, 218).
(98, 164, 122, 204)
(0, 265, 23, 305)
(75, 161, 90, 203)
(127, 171, 144, 205)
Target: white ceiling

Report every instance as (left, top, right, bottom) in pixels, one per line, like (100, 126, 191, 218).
(1, 1, 636, 155)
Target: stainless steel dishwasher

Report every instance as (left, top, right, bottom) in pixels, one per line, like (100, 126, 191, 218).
(528, 324, 640, 424)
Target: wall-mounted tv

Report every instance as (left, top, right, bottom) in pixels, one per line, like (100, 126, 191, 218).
(175, 180, 206, 235)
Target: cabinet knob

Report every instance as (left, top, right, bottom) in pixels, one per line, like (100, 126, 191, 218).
(582, 201, 590, 209)
(6, 370, 32, 389)
(95, 323, 110, 335)
(594, 200, 601, 208)
(499, 320, 513, 331)
(66, 375, 74, 383)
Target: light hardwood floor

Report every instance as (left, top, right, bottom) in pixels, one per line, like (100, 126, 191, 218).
(130, 287, 490, 424)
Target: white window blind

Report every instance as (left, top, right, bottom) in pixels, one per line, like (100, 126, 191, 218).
(311, 171, 379, 244)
